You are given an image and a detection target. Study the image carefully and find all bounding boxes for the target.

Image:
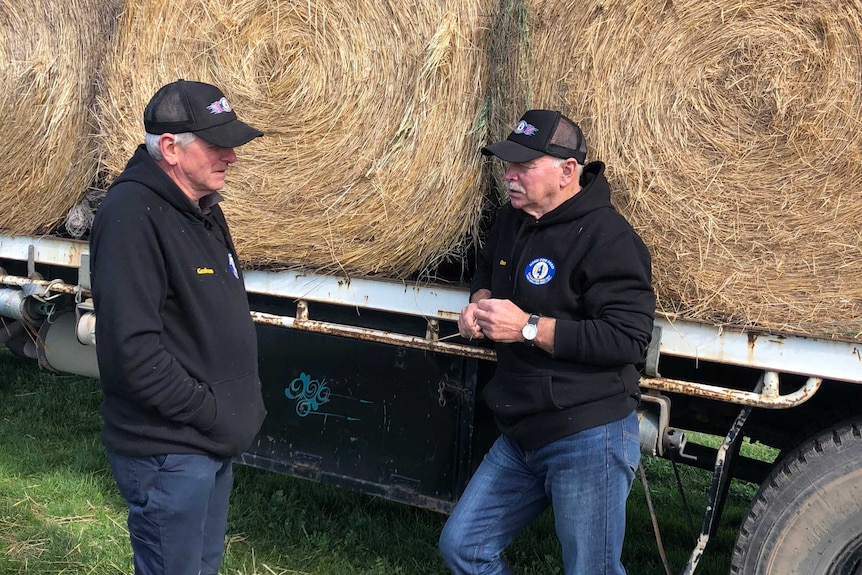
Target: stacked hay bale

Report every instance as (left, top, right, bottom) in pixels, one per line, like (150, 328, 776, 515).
(5, 0, 860, 341)
(0, 0, 116, 235)
(492, 0, 862, 340)
(97, 0, 492, 278)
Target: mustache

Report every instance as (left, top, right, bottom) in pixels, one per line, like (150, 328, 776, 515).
(505, 182, 525, 193)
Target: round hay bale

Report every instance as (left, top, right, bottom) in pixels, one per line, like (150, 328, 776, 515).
(98, 0, 492, 278)
(0, 0, 116, 235)
(504, 0, 862, 340)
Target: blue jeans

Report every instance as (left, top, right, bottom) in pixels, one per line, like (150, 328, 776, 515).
(107, 451, 234, 575)
(439, 411, 640, 575)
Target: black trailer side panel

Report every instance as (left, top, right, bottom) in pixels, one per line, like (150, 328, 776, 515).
(240, 319, 484, 513)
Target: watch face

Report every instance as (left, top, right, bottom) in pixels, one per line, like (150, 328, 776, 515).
(522, 323, 538, 340)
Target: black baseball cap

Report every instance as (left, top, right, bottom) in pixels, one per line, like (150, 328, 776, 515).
(143, 79, 263, 148)
(482, 110, 587, 164)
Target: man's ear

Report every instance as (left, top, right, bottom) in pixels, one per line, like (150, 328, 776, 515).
(159, 134, 179, 166)
(559, 158, 579, 187)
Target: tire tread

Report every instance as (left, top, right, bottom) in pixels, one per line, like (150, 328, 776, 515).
(730, 416, 862, 574)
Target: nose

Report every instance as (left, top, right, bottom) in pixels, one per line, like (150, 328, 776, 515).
(504, 163, 517, 180)
(221, 147, 237, 164)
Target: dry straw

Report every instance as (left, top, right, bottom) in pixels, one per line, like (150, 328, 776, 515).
(7, 0, 861, 341)
(98, 0, 492, 279)
(0, 1, 116, 235)
(496, 0, 862, 340)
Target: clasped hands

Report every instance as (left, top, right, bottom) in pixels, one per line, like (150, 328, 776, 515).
(458, 298, 528, 343)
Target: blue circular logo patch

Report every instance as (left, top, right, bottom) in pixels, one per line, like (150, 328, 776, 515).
(525, 258, 555, 285)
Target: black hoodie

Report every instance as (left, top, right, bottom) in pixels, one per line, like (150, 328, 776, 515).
(90, 145, 266, 458)
(472, 161, 655, 449)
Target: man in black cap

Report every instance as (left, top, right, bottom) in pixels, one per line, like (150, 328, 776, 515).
(439, 110, 655, 574)
(89, 80, 267, 575)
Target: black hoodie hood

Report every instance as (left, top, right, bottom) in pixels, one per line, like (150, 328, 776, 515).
(111, 145, 222, 217)
(529, 161, 613, 227)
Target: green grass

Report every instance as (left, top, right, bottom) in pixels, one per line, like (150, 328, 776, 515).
(0, 348, 767, 574)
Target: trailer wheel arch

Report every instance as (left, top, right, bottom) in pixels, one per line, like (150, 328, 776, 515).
(730, 417, 862, 575)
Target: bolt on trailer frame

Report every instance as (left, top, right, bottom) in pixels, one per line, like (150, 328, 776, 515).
(1, 233, 861, 570)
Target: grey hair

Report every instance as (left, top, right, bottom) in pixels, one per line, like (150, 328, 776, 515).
(145, 132, 197, 161)
(552, 156, 584, 174)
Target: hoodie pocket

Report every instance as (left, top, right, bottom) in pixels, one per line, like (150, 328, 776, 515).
(482, 371, 554, 420)
(548, 367, 626, 410)
(483, 367, 631, 421)
(202, 372, 267, 455)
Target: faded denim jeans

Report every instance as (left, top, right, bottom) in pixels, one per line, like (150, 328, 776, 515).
(439, 411, 640, 575)
(107, 451, 233, 575)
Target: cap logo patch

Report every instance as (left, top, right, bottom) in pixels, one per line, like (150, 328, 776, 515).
(525, 258, 555, 285)
(514, 120, 539, 136)
(207, 97, 233, 115)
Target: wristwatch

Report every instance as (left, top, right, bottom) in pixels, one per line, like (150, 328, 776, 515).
(521, 314, 540, 346)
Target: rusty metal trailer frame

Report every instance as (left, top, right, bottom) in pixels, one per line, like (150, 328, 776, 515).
(0, 233, 860, 395)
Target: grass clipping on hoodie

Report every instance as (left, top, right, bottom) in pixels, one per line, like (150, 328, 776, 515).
(0, 0, 115, 235)
(493, 0, 862, 340)
(97, 0, 492, 279)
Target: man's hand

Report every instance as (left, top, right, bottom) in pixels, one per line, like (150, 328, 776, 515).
(458, 293, 555, 352)
(457, 302, 486, 340)
(458, 289, 492, 340)
(471, 298, 529, 343)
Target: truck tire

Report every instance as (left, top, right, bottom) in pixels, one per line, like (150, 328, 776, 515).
(730, 418, 862, 574)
